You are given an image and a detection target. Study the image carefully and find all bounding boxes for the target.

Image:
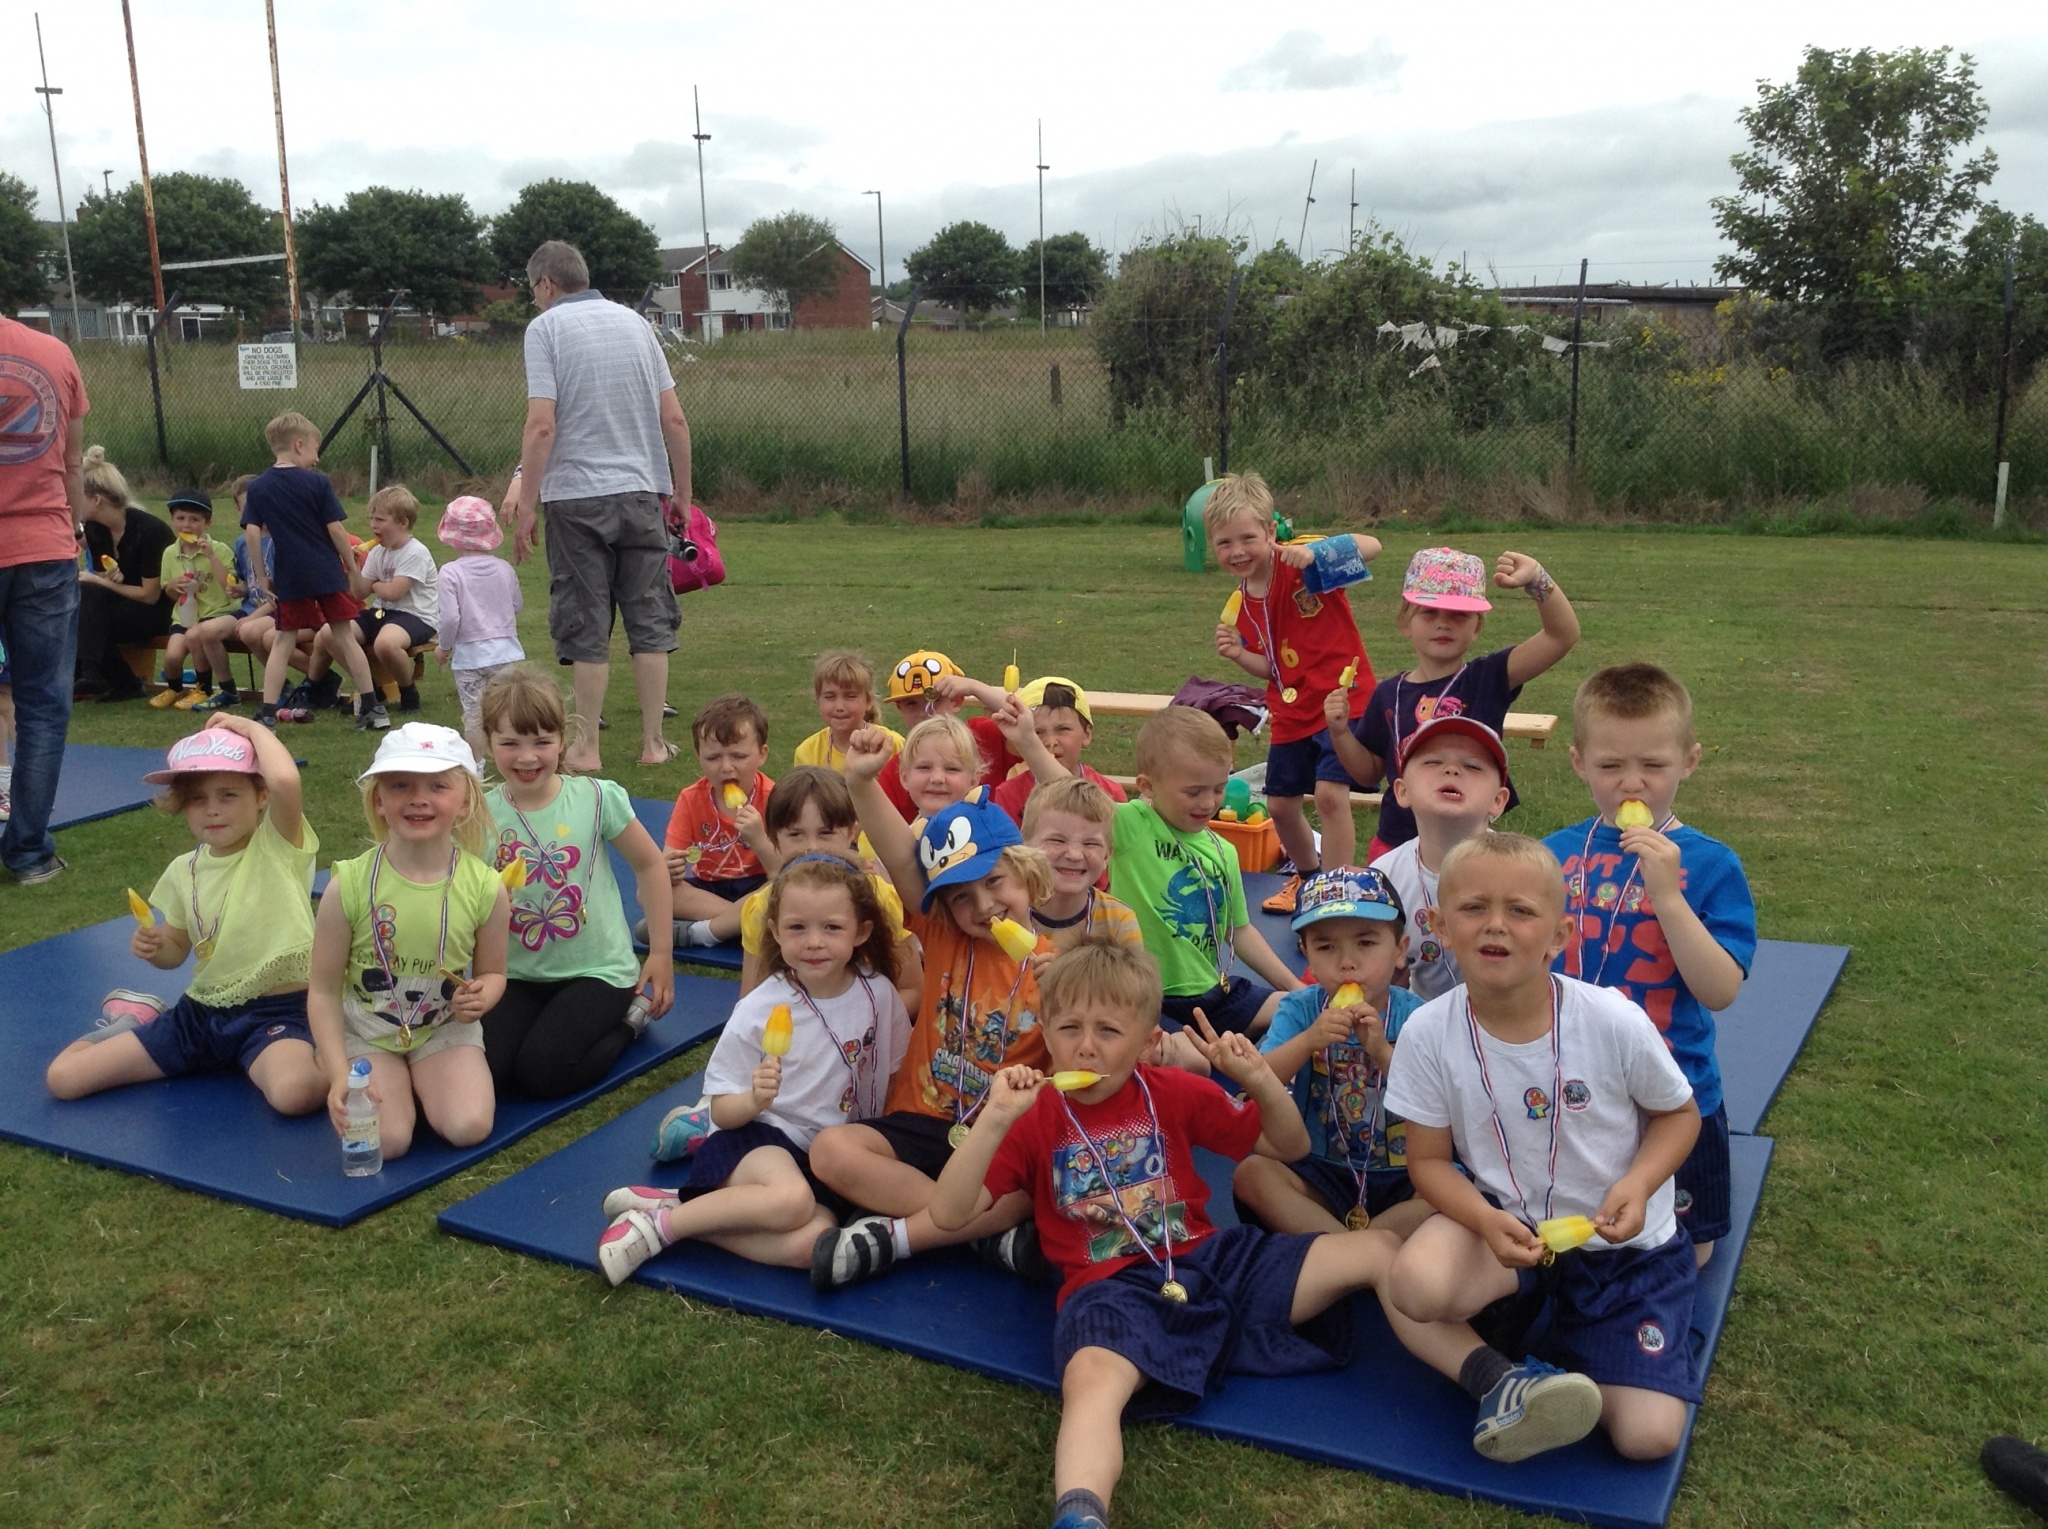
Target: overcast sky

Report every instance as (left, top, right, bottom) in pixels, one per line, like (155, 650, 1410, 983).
(4, 1, 2044, 289)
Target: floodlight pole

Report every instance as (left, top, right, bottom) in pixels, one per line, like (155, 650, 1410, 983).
(1036, 120, 1048, 332)
(863, 190, 884, 320)
(119, 0, 165, 315)
(693, 87, 712, 339)
(1296, 159, 1317, 260)
(264, 0, 301, 341)
(1349, 169, 1358, 250)
(32, 15, 83, 345)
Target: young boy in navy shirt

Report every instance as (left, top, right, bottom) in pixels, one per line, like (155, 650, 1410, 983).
(932, 938, 1406, 1529)
(1544, 663, 1755, 1265)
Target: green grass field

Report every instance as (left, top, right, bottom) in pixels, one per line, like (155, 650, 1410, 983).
(3, 517, 2045, 1526)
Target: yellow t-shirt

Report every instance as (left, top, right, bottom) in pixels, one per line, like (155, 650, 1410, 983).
(792, 725, 905, 772)
(1031, 890, 1144, 954)
(150, 812, 319, 1006)
(740, 870, 909, 956)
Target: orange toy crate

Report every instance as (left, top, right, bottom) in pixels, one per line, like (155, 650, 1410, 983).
(1208, 814, 1281, 873)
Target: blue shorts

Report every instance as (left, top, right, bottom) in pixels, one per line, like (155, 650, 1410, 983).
(861, 1109, 958, 1180)
(1054, 1223, 1351, 1420)
(1474, 1229, 1701, 1402)
(1250, 1155, 1414, 1225)
(1161, 978, 1275, 1036)
(1263, 730, 1353, 798)
(684, 873, 767, 902)
(136, 989, 313, 1079)
(1673, 1103, 1731, 1244)
(679, 1119, 853, 1222)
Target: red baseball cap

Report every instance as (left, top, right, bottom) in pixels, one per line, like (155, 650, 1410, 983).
(1398, 713, 1510, 784)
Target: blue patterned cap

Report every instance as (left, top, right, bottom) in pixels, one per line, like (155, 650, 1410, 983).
(912, 789, 1021, 912)
(1290, 866, 1405, 930)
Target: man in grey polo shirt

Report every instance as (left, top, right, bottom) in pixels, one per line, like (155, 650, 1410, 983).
(501, 239, 692, 770)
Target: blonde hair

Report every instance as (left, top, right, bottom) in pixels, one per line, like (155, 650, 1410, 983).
(1437, 832, 1564, 910)
(1202, 471, 1275, 536)
(229, 473, 255, 501)
(813, 650, 882, 725)
(366, 484, 419, 527)
(1022, 776, 1116, 838)
(1134, 706, 1232, 776)
(478, 666, 585, 749)
(264, 412, 319, 453)
(1038, 935, 1163, 1027)
(81, 445, 136, 510)
(1572, 663, 1696, 751)
(937, 843, 1056, 913)
(359, 770, 491, 858)
(902, 715, 980, 781)
(761, 855, 900, 987)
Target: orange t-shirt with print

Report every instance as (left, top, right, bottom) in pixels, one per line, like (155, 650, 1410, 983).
(884, 908, 1051, 1120)
(663, 774, 773, 883)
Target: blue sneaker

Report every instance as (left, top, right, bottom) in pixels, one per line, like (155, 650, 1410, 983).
(650, 1100, 712, 1162)
(1472, 1358, 1602, 1463)
(1050, 1515, 1108, 1529)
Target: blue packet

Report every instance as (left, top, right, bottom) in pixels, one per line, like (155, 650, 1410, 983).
(1298, 536, 1374, 594)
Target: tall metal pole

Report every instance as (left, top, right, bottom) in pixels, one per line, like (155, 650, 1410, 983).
(1567, 256, 1588, 465)
(1992, 247, 2017, 512)
(1296, 160, 1317, 260)
(863, 190, 884, 320)
(32, 15, 83, 344)
(1348, 168, 1357, 250)
(119, 0, 165, 314)
(264, 0, 301, 341)
(692, 88, 712, 339)
(1036, 120, 1048, 332)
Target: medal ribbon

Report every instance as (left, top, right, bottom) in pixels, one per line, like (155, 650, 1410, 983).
(366, 844, 456, 1043)
(1056, 1069, 1178, 1296)
(1464, 976, 1563, 1227)
(1566, 812, 1678, 988)
(1390, 661, 1468, 771)
(790, 972, 884, 1118)
(948, 940, 1029, 1133)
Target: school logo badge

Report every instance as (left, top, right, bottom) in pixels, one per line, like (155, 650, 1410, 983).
(1637, 1321, 1667, 1355)
(1674, 1188, 1694, 1216)
(1523, 1086, 1551, 1119)
(0, 355, 63, 468)
(1562, 1079, 1591, 1112)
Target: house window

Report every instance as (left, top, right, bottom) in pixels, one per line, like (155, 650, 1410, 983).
(767, 311, 791, 331)
(665, 272, 680, 287)
(709, 272, 732, 291)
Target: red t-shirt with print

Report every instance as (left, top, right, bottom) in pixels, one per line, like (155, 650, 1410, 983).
(1231, 553, 1375, 745)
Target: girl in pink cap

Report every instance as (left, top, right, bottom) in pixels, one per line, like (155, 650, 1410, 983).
(433, 495, 526, 758)
(1326, 546, 1581, 857)
(45, 716, 328, 1114)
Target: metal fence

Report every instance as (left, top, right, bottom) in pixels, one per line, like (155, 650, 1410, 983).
(72, 287, 2045, 528)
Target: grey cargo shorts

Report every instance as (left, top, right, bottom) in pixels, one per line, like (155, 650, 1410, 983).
(540, 491, 681, 663)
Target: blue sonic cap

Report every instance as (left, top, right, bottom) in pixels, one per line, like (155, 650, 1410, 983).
(1291, 866, 1405, 931)
(913, 788, 1021, 912)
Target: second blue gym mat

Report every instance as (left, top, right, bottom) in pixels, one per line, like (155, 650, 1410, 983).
(48, 743, 165, 830)
(440, 1072, 1773, 1529)
(610, 797, 744, 971)
(0, 916, 736, 1226)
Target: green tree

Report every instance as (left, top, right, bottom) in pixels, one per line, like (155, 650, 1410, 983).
(297, 186, 490, 317)
(1090, 231, 1239, 425)
(727, 210, 842, 322)
(0, 172, 51, 316)
(1920, 205, 2048, 392)
(489, 180, 661, 300)
(70, 172, 283, 313)
(1710, 46, 1995, 352)
(1018, 232, 1108, 319)
(904, 221, 1019, 315)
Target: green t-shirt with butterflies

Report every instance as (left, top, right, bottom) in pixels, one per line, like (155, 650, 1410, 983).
(485, 775, 641, 988)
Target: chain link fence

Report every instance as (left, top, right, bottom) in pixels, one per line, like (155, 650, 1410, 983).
(72, 294, 2045, 529)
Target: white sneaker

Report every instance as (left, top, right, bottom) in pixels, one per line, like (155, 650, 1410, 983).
(596, 1207, 668, 1287)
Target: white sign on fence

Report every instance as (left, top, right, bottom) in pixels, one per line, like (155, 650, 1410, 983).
(236, 343, 299, 390)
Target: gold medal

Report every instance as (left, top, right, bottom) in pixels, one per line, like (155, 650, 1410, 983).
(1345, 1206, 1372, 1231)
(1159, 1279, 1189, 1304)
(1281, 687, 1299, 704)
(397, 1023, 413, 1051)
(1540, 1249, 1557, 1267)
(194, 938, 216, 961)
(947, 1122, 970, 1149)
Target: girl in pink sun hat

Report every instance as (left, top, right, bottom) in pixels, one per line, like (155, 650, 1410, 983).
(435, 495, 526, 757)
(1325, 545, 1583, 857)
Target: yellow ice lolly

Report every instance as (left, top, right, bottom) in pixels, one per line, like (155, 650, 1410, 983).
(126, 888, 155, 927)
(762, 1005, 794, 1057)
(1003, 658, 1021, 693)
(1338, 660, 1358, 688)
(722, 782, 746, 812)
(499, 857, 529, 891)
(989, 917, 1040, 962)
(1050, 1070, 1101, 1092)
(1614, 799, 1655, 830)
(99, 555, 119, 574)
(1331, 983, 1365, 1009)
(1221, 590, 1243, 625)
(1537, 1215, 1598, 1254)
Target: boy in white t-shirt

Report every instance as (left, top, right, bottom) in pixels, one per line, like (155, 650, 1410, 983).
(1383, 832, 1701, 1465)
(1370, 714, 1511, 1003)
(303, 485, 441, 716)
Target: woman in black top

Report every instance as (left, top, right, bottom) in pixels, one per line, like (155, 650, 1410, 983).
(73, 446, 174, 701)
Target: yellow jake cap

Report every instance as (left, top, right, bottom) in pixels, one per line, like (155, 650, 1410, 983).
(1016, 675, 1092, 722)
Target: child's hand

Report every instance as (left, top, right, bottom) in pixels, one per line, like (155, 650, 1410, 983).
(1594, 1179, 1650, 1245)
(434, 648, 451, 668)
(843, 726, 897, 782)
(1622, 823, 1683, 905)
(927, 672, 971, 703)
(991, 693, 1032, 747)
(1481, 1207, 1546, 1268)
(1321, 687, 1351, 732)
(1492, 551, 1542, 589)
(984, 1064, 1045, 1123)
(1214, 623, 1245, 661)
(1187, 1009, 1269, 1088)
(638, 957, 674, 1019)
(733, 801, 766, 851)
(131, 923, 167, 962)
(1307, 1001, 1356, 1051)
(448, 978, 489, 1024)
(751, 1055, 782, 1110)
(327, 1075, 378, 1139)
(1276, 542, 1316, 570)
(1143, 1027, 1212, 1076)
(664, 848, 692, 884)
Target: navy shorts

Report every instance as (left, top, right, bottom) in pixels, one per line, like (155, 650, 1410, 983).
(1055, 1223, 1352, 1421)
(1263, 730, 1354, 798)
(1473, 1229, 1701, 1402)
(1252, 1155, 1414, 1225)
(684, 873, 767, 903)
(136, 989, 312, 1079)
(860, 1110, 958, 1180)
(1673, 1104, 1731, 1244)
(1162, 978, 1275, 1036)
(355, 608, 435, 649)
(680, 1119, 853, 1222)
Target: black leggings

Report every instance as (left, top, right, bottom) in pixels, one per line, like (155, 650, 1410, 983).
(481, 976, 637, 1099)
(75, 588, 170, 690)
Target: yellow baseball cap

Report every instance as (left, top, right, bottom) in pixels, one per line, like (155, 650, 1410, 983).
(1017, 675, 1091, 722)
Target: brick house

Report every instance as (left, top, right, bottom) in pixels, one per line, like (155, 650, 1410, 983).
(656, 244, 875, 337)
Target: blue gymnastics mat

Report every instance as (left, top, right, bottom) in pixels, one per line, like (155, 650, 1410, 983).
(1243, 871, 1846, 1137)
(48, 743, 164, 830)
(439, 1072, 1773, 1529)
(609, 796, 744, 972)
(0, 916, 737, 1226)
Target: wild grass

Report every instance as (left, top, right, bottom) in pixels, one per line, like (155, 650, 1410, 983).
(3, 514, 2045, 1526)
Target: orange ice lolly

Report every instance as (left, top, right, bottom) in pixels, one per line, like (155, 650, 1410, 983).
(762, 1005, 794, 1057)
(722, 783, 746, 812)
(1331, 983, 1365, 1008)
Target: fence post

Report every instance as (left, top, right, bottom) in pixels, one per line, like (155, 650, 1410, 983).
(1216, 269, 1243, 474)
(1992, 248, 2016, 528)
(1567, 257, 1588, 466)
(145, 286, 186, 467)
(896, 285, 922, 501)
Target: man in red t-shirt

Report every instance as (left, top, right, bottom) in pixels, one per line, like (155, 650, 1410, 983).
(0, 314, 91, 883)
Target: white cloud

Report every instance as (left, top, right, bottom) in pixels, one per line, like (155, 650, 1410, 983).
(1224, 31, 1406, 93)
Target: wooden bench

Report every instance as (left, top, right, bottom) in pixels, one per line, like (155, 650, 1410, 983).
(1086, 690, 1558, 748)
(1101, 774, 1384, 811)
(122, 635, 432, 699)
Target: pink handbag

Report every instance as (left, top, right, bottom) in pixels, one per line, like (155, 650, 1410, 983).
(662, 496, 725, 594)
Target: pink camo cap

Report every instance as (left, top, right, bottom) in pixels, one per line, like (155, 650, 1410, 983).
(437, 494, 502, 552)
(1401, 546, 1492, 612)
(143, 725, 263, 784)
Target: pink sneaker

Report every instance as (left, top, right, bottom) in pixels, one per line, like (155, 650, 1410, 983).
(100, 990, 167, 1026)
(596, 1207, 669, 1287)
(602, 1185, 683, 1221)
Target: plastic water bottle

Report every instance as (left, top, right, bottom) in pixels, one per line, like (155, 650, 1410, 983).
(342, 1058, 382, 1177)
